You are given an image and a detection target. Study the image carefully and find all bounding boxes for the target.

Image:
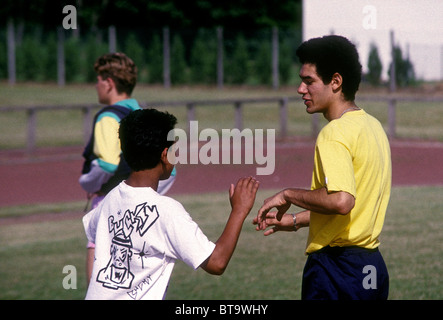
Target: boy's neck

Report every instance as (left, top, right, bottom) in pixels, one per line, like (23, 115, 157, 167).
(108, 94, 131, 106)
(125, 170, 160, 191)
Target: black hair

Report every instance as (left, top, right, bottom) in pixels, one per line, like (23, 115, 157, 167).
(296, 35, 362, 101)
(119, 109, 177, 171)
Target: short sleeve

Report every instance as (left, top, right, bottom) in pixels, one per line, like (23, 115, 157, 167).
(93, 117, 121, 173)
(316, 140, 356, 197)
(82, 207, 100, 244)
(163, 202, 216, 270)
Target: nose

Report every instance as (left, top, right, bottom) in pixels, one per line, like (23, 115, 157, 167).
(297, 82, 307, 95)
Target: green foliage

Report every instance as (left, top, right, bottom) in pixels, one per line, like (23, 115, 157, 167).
(0, 39, 6, 79)
(227, 34, 249, 84)
(367, 43, 383, 86)
(64, 36, 85, 83)
(16, 35, 48, 81)
(3, 26, 301, 86)
(44, 34, 58, 82)
(84, 35, 108, 83)
(124, 33, 148, 83)
(190, 30, 217, 84)
(279, 39, 293, 85)
(146, 34, 163, 83)
(0, 0, 301, 30)
(254, 40, 271, 85)
(388, 45, 416, 87)
(171, 34, 189, 84)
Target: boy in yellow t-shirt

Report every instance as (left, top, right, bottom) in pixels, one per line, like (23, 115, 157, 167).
(254, 35, 391, 300)
(307, 108, 391, 254)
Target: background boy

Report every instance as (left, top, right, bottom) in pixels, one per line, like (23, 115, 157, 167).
(83, 109, 259, 299)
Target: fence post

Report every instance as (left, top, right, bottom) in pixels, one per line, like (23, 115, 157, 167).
(7, 19, 16, 85)
(388, 30, 397, 139)
(57, 27, 66, 87)
(109, 25, 117, 52)
(217, 27, 224, 90)
(186, 103, 195, 133)
(234, 102, 243, 130)
(27, 108, 37, 154)
(388, 98, 396, 139)
(272, 26, 279, 90)
(279, 97, 288, 138)
(389, 30, 396, 93)
(163, 27, 171, 89)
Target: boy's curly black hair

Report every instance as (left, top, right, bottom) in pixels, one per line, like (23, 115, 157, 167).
(296, 35, 362, 101)
(119, 109, 177, 171)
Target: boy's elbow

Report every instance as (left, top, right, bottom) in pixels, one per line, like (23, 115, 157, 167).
(208, 267, 226, 276)
(335, 192, 355, 215)
(200, 257, 228, 276)
(206, 261, 227, 276)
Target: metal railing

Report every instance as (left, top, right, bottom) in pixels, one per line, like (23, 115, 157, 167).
(1, 95, 443, 154)
(1, 97, 294, 154)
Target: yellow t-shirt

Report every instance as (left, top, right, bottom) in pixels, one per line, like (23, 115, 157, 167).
(305, 109, 392, 254)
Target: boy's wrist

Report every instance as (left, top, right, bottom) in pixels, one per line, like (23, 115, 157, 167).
(230, 207, 249, 220)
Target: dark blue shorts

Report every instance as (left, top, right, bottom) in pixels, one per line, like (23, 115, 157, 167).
(302, 246, 389, 300)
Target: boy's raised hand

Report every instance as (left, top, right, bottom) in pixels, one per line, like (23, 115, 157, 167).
(229, 177, 259, 217)
(200, 177, 259, 275)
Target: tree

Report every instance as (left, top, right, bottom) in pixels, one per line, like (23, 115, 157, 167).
(171, 35, 188, 84)
(388, 45, 416, 87)
(146, 35, 163, 83)
(367, 43, 383, 86)
(255, 40, 271, 84)
(190, 30, 216, 84)
(227, 35, 249, 84)
(125, 33, 147, 82)
(1, 0, 302, 31)
(279, 38, 293, 85)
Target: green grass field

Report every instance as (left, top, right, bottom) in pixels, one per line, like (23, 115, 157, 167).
(1, 185, 442, 300)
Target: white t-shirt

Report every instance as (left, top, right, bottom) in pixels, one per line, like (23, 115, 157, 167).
(83, 181, 216, 300)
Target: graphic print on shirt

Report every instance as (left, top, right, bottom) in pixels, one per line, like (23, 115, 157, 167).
(96, 202, 159, 290)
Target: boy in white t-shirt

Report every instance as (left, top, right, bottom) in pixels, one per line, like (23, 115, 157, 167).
(83, 108, 259, 300)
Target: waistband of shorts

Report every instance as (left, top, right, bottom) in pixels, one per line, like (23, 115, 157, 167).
(309, 245, 379, 256)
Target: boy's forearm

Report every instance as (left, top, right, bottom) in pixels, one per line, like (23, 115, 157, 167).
(201, 177, 258, 275)
(201, 208, 247, 275)
(284, 187, 354, 215)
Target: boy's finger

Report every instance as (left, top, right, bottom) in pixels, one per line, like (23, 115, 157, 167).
(229, 183, 234, 197)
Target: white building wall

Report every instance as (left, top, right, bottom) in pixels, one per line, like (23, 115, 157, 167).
(302, 0, 443, 81)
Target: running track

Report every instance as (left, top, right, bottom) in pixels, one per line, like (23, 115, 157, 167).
(1, 139, 443, 208)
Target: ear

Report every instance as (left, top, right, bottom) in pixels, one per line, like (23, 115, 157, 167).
(330, 72, 343, 92)
(160, 148, 170, 165)
(104, 76, 116, 93)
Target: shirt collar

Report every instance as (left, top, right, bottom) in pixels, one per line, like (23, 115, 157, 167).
(114, 98, 141, 111)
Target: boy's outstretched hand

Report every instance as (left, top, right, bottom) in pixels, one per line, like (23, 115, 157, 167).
(229, 177, 260, 218)
(200, 177, 259, 275)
